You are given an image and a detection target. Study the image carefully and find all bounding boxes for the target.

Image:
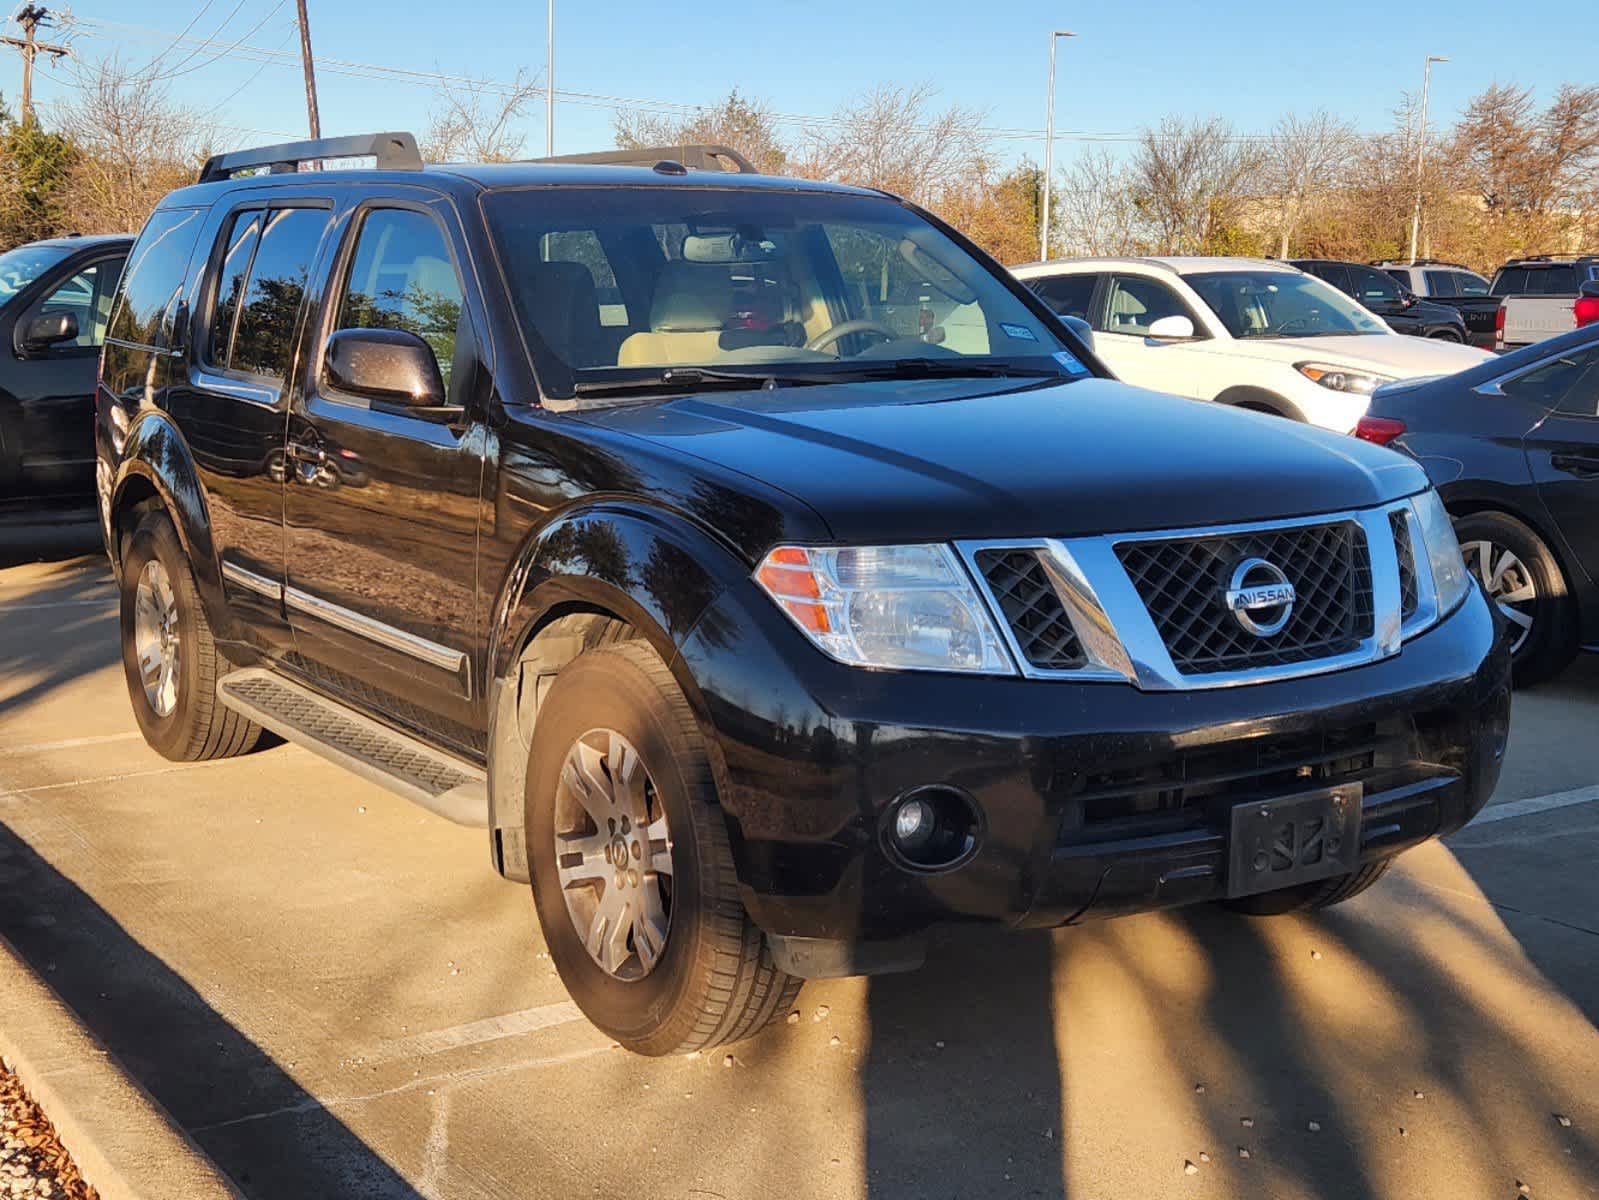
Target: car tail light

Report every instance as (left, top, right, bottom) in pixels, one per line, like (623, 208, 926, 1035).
(1354, 415, 1406, 446)
(1495, 303, 1506, 345)
(1575, 295, 1599, 327)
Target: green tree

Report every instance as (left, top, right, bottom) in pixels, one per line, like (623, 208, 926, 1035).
(0, 96, 77, 247)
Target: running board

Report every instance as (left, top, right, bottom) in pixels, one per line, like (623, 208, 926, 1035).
(216, 667, 488, 827)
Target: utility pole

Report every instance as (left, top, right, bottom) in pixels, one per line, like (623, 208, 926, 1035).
(545, 0, 554, 155)
(1407, 54, 1448, 265)
(1038, 29, 1076, 263)
(1, 6, 70, 126)
(295, 0, 322, 140)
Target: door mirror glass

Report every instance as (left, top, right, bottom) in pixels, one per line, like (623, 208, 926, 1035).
(1145, 314, 1195, 341)
(325, 328, 447, 410)
(22, 310, 79, 349)
(1060, 314, 1095, 353)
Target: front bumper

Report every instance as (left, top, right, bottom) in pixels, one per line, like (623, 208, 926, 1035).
(676, 581, 1509, 944)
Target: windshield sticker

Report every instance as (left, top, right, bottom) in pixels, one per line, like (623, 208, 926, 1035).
(999, 322, 1039, 342)
(1053, 350, 1089, 376)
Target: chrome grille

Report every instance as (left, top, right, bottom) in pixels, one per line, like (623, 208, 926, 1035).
(974, 549, 1086, 671)
(1391, 510, 1419, 620)
(1115, 522, 1374, 675)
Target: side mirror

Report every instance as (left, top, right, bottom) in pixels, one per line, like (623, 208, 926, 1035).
(1399, 289, 1419, 310)
(324, 328, 452, 418)
(1146, 314, 1195, 341)
(1579, 280, 1599, 299)
(1060, 314, 1095, 354)
(22, 310, 79, 350)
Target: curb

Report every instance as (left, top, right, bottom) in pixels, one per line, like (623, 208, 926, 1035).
(0, 934, 241, 1200)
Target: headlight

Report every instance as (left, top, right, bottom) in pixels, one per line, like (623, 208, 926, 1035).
(1411, 490, 1473, 617)
(754, 544, 1014, 674)
(1295, 362, 1394, 395)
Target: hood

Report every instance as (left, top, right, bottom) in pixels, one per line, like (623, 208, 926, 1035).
(576, 377, 1430, 545)
(1227, 333, 1494, 378)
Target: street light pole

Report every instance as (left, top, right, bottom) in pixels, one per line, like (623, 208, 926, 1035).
(1407, 54, 1448, 265)
(545, 0, 554, 156)
(1039, 29, 1076, 263)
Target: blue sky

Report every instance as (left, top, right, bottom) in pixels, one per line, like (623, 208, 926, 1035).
(20, 0, 1598, 165)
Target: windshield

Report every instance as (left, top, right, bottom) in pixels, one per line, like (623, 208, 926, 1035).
(0, 243, 69, 307)
(483, 186, 1081, 399)
(1186, 270, 1389, 339)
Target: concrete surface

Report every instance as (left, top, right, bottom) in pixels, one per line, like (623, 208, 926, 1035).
(0, 933, 240, 1200)
(1, 544, 1596, 1200)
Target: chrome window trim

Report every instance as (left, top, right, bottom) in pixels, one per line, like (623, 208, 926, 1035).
(221, 559, 282, 601)
(956, 501, 1420, 692)
(190, 366, 279, 408)
(1473, 340, 1599, 399)
(284, 586, 467, 675)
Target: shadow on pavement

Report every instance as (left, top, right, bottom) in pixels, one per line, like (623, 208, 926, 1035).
(0, 552, 120, 725)
(0, 822, 425, 1198)
(0, 519, 103, 571)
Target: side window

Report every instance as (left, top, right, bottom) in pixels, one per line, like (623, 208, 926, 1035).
(1103, 275, 1190, 336)
(230, 208, 329, 378)
(1501, 346, 1599, 414)
(1028, 274, 1097, 321)
(1313, 263, 1352, 293)
(31, 257, 124, 349)
(542, 230, 626, 327)
(208, 210, 263, 366)
(1492, 268, 1526, 296)
(1349, 266, 1400, 306)
(1424, 270, 1457, 298)
(107, 208, 206, 349)
(1456, 272, 1491, 297)
(335, 208, 464, 389)
(1382, 267, 1411, 290)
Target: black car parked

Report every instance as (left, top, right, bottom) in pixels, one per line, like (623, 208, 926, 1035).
(0, 235, 131, 518)
(1292, 259, 1470, 343)
(1376, 260, 1500, 350)
(97, 133, 1508, 1055)
(1359, 320, 1599, 684)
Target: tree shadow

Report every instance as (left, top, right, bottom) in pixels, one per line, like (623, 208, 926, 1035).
(0, 819, 426, 1198)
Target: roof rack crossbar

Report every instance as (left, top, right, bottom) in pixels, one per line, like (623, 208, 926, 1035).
(198, 132, 423, 184)
(532, 144, 758, 174)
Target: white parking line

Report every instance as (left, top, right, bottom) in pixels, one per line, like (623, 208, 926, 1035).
(1472, 784, 1599, 826)
(371, 1001, 588, 1062)
(0, 732, 143, 757)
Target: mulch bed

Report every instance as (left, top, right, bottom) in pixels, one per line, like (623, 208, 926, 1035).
(0, 1059, 98, 1200)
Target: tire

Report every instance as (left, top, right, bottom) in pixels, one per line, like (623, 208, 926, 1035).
(1428, 329, 1463, 343)
(1453, 510, 1577, 686)
(1223, 859, 1393, 916)
(118, 510, 264, 761)
(524, 641, 800, 1056)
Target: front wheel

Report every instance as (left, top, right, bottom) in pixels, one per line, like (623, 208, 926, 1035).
(1453, 510, 1576, 686)
(525, 642, 799, 1055)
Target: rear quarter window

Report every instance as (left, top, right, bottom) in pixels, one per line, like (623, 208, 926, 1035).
(107, 208, 207, 349)
(1491, 267, 1527, 296)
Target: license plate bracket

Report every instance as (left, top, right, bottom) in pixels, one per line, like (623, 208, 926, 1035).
(1227, 783, 1364, 899)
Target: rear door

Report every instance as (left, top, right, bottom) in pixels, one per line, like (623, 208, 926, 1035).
(282, 196, 490, 755)
(3, 249, 125, 501)
(1518, 344, 1599, 586)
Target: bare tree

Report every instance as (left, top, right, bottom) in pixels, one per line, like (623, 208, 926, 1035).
(614, 88, 788, 175)
(795, 83, 991, 208)
(1263, 111, 1356, 258)
(1131, 116, 1264, 255)
(1453, 83, 1599, 217)
(422, 68, 541, 163)
(1051, 147, 1140, 257)
(55, 57, 208, 234)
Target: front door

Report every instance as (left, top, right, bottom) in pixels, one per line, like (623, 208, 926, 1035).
(2, 251, 125, 503)
(1520, 344, 1599, 586)
(282, 200, 488, 756)
(1093, 273, 1206, 398)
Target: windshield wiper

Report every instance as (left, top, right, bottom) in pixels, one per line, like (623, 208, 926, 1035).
(572, 366, 792, 397)
(876, 358, 1063, 379)
(570, 359, 1067, 399)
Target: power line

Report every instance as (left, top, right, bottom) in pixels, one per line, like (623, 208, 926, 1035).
(138, 0, 220, 76)
(143, 0, 288, 84)
(1, 5, 70, 124)
(141, 0, 247, 82)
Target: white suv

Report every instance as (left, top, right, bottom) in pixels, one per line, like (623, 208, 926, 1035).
(1014, 257, 1493, 432)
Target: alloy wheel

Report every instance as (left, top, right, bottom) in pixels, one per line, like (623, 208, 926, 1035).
(553, 729, 675, 981)
(132, 559, 182, 717)
(1461, 538, 1536, 654)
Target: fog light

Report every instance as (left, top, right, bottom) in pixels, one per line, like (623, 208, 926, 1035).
(894, 797, 933, 846)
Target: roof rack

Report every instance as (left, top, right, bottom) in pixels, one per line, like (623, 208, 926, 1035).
(532, 144, 758, 174)
(198, 132, 423, 184)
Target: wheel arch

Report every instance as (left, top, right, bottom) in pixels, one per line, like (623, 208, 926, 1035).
(1439, 487, 1587, 604)
(1213, 385, 1306, 421)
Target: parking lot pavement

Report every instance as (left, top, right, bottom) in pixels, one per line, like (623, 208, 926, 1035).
(1, 547, 1596, 1200)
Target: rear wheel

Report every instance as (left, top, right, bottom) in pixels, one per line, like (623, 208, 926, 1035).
(1428, 329, 1463, 343)
(118, 511, 263, 761)
(1453, 510, 1576, 686)
(525, 641, 799, 1055)
(1223, 860, 1393, 916)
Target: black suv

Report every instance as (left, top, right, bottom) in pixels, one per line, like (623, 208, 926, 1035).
(1291, 259, 1470, 343)
(97, 133, 1509, 1055)
(1, 234, 130, 521)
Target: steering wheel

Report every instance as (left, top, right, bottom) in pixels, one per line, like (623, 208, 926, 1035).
(1269, 315, 1317, 335)
(805, 319, 901, 355)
